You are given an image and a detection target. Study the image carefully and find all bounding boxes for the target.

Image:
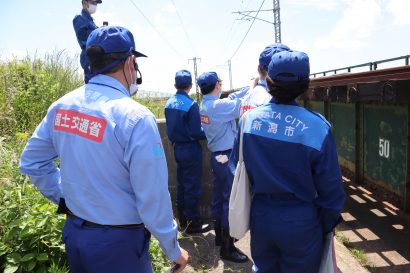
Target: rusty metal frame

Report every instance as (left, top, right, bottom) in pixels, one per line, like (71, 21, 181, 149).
(309, 66, 410, 89)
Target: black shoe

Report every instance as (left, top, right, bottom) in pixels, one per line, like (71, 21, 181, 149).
(220, 230, 248, 263)
(184, 220, 212, 234)
(213, 220, 222, 246)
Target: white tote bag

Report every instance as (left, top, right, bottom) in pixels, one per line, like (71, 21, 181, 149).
(229, 115, 252, 240)
(318, 231, 338, 273)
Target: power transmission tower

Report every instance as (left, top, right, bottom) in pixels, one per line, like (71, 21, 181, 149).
(188, 57, 201, 101)
(232, 0, 282, 43)
(273, 0, 281, 43)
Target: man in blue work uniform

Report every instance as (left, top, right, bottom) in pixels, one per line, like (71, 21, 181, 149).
(240, 43, 290, 116)
(73, 0, 102, 83)
(229, 50, 346, 273)
(198, 72, 248, 263)
(19, 26, 188, 273)
(164, 69, 210, 234)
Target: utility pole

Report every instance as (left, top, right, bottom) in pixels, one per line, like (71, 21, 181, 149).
(228, 59, 233, 90)
(188, 57, 201, 101)
(232, 0, 282, 43)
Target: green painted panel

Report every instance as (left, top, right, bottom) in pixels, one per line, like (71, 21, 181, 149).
(330, 103, 356, 172)
(363, 104, 407, 197)
(306, 101, 325, 116)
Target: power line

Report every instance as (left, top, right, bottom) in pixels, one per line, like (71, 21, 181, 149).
(223, 0, 255, 53)
(128, 0, 182, 57)
(229, 0, 266, 60)
(170, 0, 196, 55)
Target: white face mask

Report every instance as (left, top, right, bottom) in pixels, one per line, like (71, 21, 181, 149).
(87, 4, 97, 14)
(128, 62, 138, 96)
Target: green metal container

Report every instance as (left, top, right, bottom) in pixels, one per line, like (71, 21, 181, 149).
(363, 104, 407, 197)
(306, 66, 410, 211)
(330, 103, 356, 174)
(306, 100, 325, 116)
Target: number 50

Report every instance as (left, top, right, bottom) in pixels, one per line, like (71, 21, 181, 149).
(379, 138, 390, 158)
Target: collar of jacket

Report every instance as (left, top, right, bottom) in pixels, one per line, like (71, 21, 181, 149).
(81, 9, 94, 21)
(88, 74, 131, 97)
(202, 94, 219, 101)
(176, 90, 192, 98)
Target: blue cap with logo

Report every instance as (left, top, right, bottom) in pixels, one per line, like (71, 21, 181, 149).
(259, 43, 290, 68)
(268, 50, 310, 82)
(86, 26, 147, 58)
(175, 70, 192, 88)
(197, 72, 220, 90)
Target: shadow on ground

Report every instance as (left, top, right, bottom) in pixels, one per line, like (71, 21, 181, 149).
(178, 232, 253, 273)
(339, 180, 410, 273)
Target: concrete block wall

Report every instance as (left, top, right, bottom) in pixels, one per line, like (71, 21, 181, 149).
(157, 119, 214, 220)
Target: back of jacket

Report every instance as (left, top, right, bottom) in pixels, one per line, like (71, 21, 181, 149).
(230, 101, 346, 232)
(164, 91, 205, 143)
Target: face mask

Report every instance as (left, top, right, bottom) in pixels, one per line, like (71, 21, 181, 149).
(128, 61, 138, 96)
(87, 4, 97, 14)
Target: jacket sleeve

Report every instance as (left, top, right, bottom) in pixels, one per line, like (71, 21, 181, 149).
(73, 15, 93, 49)
(19, 114, 62, 204)
(187, 103, 206, 140)
(228, 118, 242, 176)
(228, 86, 249, 100)
(125, 114, 181, 261)
(214, 98, 242, 122)
(312, 130, 346, 233)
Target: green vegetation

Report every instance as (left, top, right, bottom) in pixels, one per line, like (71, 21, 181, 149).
(138, 97, 167, 119)
(335, 230, 372, 271)
(0, 51, 171, 272)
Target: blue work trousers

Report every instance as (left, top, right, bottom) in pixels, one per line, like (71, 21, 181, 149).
(250, 195, 323, 273)
(210, 149, 233, 230)
(62, 216, 153, 273)
(174, 141, 203, 221)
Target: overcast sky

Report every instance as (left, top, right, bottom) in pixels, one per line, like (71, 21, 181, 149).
(1, 0, 409, 93)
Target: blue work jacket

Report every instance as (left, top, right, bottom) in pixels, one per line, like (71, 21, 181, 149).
(19, 74, 181, 261)
(200, 94, 243, 152)
(164, 91, 206, 143)
(73, 9, 97, 77)
(229, 99, 346, 233)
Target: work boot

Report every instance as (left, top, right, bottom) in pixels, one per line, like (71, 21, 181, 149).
(220, 230, 248, 263)
(177, 209, 187, 230)
(213, 220, 222, 246)
(184, 220, 212, 234)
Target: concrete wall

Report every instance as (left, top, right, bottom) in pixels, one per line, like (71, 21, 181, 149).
(157, 119, 214, 220)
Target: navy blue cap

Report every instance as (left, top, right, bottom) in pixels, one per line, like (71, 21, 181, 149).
(197, 72, 220, 90)
(175, 70, 192, 88)
(86, 26, 147, 58)
(268, 50, 310, 82)
(259, 43, 290, 68)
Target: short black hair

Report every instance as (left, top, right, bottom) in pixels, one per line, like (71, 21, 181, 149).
(176, 84, 191, 90)
(199, 83, 216, 95)
(259, 65, 268, 77)
(86, 45, 129, 74)
(266, 76, 309, 103)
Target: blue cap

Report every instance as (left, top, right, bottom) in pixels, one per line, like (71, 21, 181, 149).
(197, 72, 220, 90)
(268, 50, 310, 82)
(175, 70, 192, 88)
(86, 26, 147, 58)
(259, 43, 290, 68)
